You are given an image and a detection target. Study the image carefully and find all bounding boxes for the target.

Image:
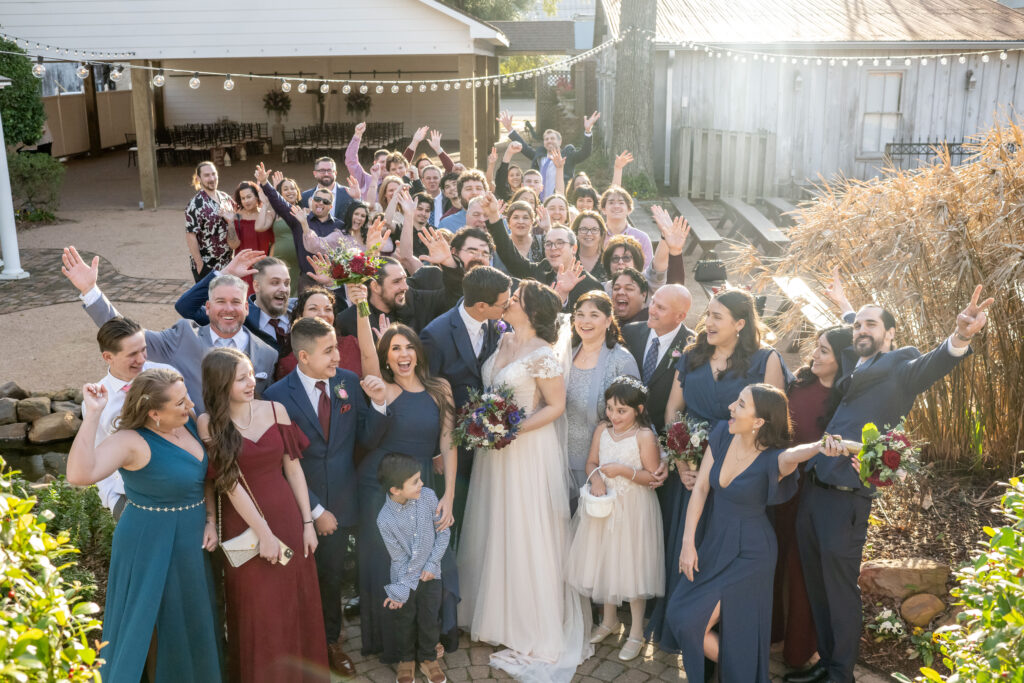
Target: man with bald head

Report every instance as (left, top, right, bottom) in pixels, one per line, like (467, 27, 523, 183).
(621, 284, 694, 433)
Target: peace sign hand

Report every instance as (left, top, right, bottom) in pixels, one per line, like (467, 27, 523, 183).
(954, 285, 994, 343)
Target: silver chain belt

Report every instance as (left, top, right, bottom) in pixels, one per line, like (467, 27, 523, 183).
(126, 497, 206, 512)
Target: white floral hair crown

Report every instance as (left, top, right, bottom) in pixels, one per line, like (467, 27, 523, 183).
(612, 375, 648, 395)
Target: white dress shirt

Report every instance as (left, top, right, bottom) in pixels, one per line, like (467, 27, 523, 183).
(258, 308, 291, 340)
(83, 361, 182, 512)
(645, 322, 684, 368)
(458, 304, 487, 358)
(209, 326, 250, 351)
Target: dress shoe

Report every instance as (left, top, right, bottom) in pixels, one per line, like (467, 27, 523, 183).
(618, 637, 644, 661)
(395, 660, 415, 683)
(328, 641, 357, 678)
(783, 662, 828, 683)
(589, 620, 621, 644)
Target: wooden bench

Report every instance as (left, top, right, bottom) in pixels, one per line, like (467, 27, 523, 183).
(771, 275, 839, 332)
(668, 196, 724, 257)
(762, 197, 799, 228)
(718, 197, 790, 255)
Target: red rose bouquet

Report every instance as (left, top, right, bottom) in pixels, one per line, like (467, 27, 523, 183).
(319, 244, 385, 317)
(451, 385, 523, 451)
(848, 421, 921, 488)
(660, 415, 711, 471)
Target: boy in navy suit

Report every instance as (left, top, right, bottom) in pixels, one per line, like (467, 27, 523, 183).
(263, 317, 390, 678)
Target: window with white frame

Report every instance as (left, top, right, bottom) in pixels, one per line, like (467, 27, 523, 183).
(861, 72, 902, 155)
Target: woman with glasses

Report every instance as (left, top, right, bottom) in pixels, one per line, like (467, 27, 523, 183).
(571, 210, 609, 280)
(504, 200, 546, 262)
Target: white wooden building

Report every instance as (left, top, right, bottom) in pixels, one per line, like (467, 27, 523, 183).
(595, 0, 1024, 199)
(0, 0, 510, 205)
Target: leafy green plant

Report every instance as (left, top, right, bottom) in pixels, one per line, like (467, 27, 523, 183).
(7, 151, 65, 214)
(345, 92, 372, 118)
(893, 477, 1024, 682)
(622, 171, 658, 199)
(907, 627, 939, 668)
(868, 607, 906, 640)
(0, 461, 104, 681)
(262, 89, 291, 115)
(0, 38, 46, 145)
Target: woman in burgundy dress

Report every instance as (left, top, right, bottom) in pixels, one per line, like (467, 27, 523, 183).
(227, 181, 275, 295)
(199, 347, 329, 683)
(771, 324, 852, 672)
(274, 286, 366, 380)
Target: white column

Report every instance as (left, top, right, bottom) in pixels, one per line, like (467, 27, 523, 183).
(0, 105, 29, 280)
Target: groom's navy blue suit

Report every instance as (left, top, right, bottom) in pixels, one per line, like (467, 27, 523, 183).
(264, 367, 389, 645)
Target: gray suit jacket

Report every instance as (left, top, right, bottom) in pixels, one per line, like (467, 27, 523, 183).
(83, 291, 277, 414)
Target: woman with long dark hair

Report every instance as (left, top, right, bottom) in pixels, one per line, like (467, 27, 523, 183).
(349, 289, 459, 663)
(227, 180, 274, 295)
(771, 325, 852, 672)
(199, 347, 328, 683)
(648, 288, 790, 653)
(67, 369, 222, 683)
(274, 286, 367, 380)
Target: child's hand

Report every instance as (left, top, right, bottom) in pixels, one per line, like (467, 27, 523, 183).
(420, 570, 435, 581)
(383, 598, 404, 610)
(589, 476, 607, 498)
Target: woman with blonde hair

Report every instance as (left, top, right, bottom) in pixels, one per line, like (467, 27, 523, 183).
(67, 368, 222, 682)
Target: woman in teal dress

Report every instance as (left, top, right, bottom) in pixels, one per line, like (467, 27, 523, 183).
(67, 368, 222, 683)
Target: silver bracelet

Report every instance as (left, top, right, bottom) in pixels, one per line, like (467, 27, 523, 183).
(631, 467, 638, 481)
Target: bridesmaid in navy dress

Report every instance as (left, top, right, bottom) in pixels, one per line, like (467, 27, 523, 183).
(647, 289, 789, 652)
(352, 290, 458, 663)
(668, 384, 856, 682)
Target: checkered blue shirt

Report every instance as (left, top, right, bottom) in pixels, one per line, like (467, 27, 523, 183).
(376, 486, 450, 603)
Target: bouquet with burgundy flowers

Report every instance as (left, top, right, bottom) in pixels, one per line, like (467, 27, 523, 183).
(836, 421, 920, 488)
(319, 245, 385, 317)
(660, 415, 711, 471)
(452, 385, 523, 451)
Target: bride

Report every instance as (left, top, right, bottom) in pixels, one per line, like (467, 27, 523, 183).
(457, 279, 592, 681)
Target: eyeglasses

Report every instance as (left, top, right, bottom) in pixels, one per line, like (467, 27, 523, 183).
(314, 168, 334, 174)
(460, 247, 491, 258)
(577, 226, 602, 235)
(610, 254, 633, 264)
(544, 240, 570, 250)
(312, 196, 333, 205)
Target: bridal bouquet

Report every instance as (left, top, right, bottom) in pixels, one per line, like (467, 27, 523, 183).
(829, 421, 920, 488)
(318, 244, 385, 317)
(660, 415, 711, 471)
(452, 385, 523, 451)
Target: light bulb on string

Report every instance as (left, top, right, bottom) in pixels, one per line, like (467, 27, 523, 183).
(375, 84, 384, 94)
(223, 74, 234, 91)
(390, 84, 399, 94)
(31, 56, 45, 78)
(802, 58, 809, 65)
(958, 55, 966, 64)
(885, 58, 892, 66)
(75, 63, 90, 80)
(1000, 51, 1008, 60)
(873, 58, 880, 66)
(405, 84, 413, 93)
(443, 82, 451, 91)
(475, 80, 482, 88)
(430, 83, 438, 91)
(418, 83, 427, 92)
(359, 84, 368, 94)
(280, 79, 291, 92)
(982, 54, 990, 63)
(857, 59, 864, 66)
(297, 81, 308, 93)
(342, 84, 351, 94)
(454, 81, 461, 90)
(815, 58, 822, 65)
(320, 81, 330, 94)
(903, 58, 911, 66)
(152, 70, 166, 87)
(841, 59, 848, 67)
(921, 57, 928, 66)
(940, 57, 948, 66)
(189, 73, 201, 89)
(110, 65, 124, 82)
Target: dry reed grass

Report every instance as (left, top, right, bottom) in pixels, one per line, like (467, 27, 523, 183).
(732, 121, 1024, 475)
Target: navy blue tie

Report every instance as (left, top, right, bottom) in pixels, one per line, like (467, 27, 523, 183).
(642, 337, 660, 384)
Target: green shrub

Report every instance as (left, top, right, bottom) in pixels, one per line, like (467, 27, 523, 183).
(7, 152, 65, 214)
(894, 476, 1024, 682)
(0, 461, 104, 681)
(622, 171, 658, 200)
(0, 38, 45, 145)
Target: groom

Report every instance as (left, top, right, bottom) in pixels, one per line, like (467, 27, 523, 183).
(420, 265, 512, 542)
(264, 317, 391, 678)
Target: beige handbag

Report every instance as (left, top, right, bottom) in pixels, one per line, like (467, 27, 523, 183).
(218, 473, 292, 567)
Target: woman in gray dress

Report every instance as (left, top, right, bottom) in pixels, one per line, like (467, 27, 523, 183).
(566, 291, 640, 506)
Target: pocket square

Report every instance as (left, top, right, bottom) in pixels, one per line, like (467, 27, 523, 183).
(255, 372, 268, 380)
(339, 404, 352, 414)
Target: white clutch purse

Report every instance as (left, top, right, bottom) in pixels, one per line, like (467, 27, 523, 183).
(218, 473, 292, 568)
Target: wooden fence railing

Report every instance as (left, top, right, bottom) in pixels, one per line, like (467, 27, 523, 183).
(676, 127, 776, 202)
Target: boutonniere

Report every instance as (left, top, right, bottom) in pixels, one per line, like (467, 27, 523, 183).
(335, 382, 349, 401)
(671, 348, 682, 359)
(495, 320, 508, 334)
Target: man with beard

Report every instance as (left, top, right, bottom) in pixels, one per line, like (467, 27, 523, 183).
(185, 160, 233, 281)
(173, 253, 295, 358)
(610, 268, 650, 325)
(300, 156, 353, 221)
(789, 286, 993, 683)
(499, 109, 600, 199)
(61, 246, 276, 413)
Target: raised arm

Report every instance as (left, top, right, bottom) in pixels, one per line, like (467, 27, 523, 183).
(485, 146, 498, 191)
(404, 125, 430, 161)
(612, 150, 633, 189)
(481, 193, 541, 280)
(779, 435, 859, 478)
(67, 384, 146, 485)
(346, 122, 372, 188)
(347, 284, 383, 377)
(427, 129, 455, 172)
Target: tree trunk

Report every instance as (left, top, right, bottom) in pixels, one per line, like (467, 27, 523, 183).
(611, 0, 657, 181)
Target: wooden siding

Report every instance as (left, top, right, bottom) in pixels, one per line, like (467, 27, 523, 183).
(42, 90, 135, 157)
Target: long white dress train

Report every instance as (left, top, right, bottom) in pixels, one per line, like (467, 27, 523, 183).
(457, 342, 592, 682)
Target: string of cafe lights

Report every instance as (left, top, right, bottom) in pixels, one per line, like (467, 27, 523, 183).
(0, 27, 658, 93)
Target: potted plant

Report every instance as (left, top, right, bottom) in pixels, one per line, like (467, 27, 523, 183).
(346, 91, 372, 118)
(263, 89, 291, 147)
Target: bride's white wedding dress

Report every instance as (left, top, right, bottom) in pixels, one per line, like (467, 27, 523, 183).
(457, 338, 592, 682)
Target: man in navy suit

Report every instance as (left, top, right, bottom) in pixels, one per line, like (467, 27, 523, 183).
(498, 109, 600, 199)
(420, 266, 512, 542)
(789, 287, 993, 683)
(264, 317, 390, 678)
(174, 252, 293, 357)
(299, 156, 353, 222)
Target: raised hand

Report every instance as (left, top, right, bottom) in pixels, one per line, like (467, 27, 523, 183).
(344, 174, 361, 200)
(306, 254, 335, 287)
(218, 199, 236, 221)
(289, 204, 310, 228)
(372, 313, 392, 339)
(222, 248, 266, 279)
(487, 146, 498, 166)
(536, 204, 550, 230)
(823, 266, 849, 307)
(407, 164, 419, 181)
(365, 217, 390, 251)
(583, 110, 601, 133)
(360, 375, 388, 405)
(653, 207, 691, 255)
(954, 285, 994, 342)
(61, 246, 99, 294)
(498, 109, 514, 133)
(428, 129, 443, 154)
(614, 150, 634, 170)
(411, 125, 429, 145)
(480, 192, 502, 222)
(553, 260, 586, 300)
(354, 121, 367, 138)
(418, 225, 456, 268)
(397, 188, 415, 216)
(254, 161, 271, 186)
(270, 170, 284, 187)
(548, 148, 565, 169)
(81, 383, 108, 414)
(503, 140, 523, 162)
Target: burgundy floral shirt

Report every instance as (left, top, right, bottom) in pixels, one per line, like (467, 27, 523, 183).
(185, 190, 232, 272)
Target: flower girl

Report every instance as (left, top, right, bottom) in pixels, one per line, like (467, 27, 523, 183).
(566, 376, 665, 661)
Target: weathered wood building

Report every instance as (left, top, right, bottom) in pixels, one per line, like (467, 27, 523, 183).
(595, 0, 1024, 199)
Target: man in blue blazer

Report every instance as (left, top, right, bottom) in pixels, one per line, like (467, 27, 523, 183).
(299, 156, 353, 222)
(790, 287, 992, 683)
(175, 252, 293, 357)
(499, 109, 600, 198)
(263, 316, 390, 678)
(61, 247, 276, 414)
(420, 265, 512, 542)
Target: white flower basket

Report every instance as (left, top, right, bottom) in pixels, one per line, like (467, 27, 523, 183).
(579, 468, 617, 519)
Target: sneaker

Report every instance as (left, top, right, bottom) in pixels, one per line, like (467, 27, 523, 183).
(420, 659, 447, 683)
(396, 660, 416, 683)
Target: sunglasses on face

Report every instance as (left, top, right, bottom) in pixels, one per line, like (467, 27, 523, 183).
(610, 254, 633, 264)
(313, 196, 333, 205)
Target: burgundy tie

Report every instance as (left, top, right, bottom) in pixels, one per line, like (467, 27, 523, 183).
(314, 380, 331, 437)
(270, 318, 291, 356)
